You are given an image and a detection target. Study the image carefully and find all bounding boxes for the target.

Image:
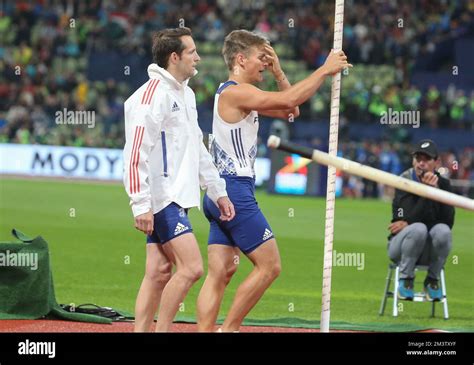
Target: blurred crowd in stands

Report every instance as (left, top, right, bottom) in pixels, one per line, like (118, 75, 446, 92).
(0, 0, 473, 190)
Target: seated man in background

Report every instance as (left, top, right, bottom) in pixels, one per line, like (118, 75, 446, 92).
(387, 139, 455, 301)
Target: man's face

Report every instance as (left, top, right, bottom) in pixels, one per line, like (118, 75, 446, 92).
(412, 153, 437, 176)
(175, 35, 200, 80)
(241, 45, 268, 83)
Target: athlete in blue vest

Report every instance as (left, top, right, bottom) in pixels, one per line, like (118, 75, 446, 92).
(196, 30, 352, 332)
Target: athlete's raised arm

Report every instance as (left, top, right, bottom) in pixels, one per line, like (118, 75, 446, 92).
(222, 50, 352, 113)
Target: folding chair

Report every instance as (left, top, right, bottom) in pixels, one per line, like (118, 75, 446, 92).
(379, 263, 449, 319)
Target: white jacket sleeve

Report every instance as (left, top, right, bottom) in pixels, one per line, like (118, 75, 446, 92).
(198, 129, 227, 206)
(123, 103, 162, 217)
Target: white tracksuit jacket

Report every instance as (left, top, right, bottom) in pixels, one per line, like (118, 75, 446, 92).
(123, 64, 227, 217)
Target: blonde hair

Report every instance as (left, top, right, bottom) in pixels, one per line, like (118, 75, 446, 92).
(222, 30, 269, 71)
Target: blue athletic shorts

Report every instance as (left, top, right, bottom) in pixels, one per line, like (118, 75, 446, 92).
(203, 176, 274, 254)
(146, 202, 193, 244)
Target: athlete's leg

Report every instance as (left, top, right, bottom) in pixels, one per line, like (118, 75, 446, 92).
(155, 232, 204, 332)
(134, 243, 172, 332)
(197, 245, 240, 332)
(221, 238, 281, 332)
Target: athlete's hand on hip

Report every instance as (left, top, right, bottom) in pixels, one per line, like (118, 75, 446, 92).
(321, 49, 353, 76)
(135, 210, 154, 235)
(217, 196, 235, 221)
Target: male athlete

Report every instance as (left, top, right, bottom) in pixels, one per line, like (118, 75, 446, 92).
(196, 29, 352, 332)
(123, 27, 235, 332)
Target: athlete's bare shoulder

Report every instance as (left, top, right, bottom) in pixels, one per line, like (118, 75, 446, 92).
(218, 83, 251, 123)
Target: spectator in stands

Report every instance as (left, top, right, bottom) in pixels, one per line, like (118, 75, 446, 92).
(1, 0, 473, 150)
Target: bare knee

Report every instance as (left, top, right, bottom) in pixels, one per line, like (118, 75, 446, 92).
(260, 261, 281, 283)
(222, 262, 238, 284)
(270, 261, 282, 280)
(251, 240, 281, 282)
(145, 262, 172, 287)
(206, 263, 237, 286)
(179, 264, 204, 283)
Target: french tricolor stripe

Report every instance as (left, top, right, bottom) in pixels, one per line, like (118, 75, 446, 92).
(141, 79, 160, 105)
(129, 126, 145, 194)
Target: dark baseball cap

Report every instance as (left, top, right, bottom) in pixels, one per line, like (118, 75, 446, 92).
(412, 139, 438, 159)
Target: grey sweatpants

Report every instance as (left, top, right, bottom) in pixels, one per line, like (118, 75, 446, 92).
(388, 223, 452, 280)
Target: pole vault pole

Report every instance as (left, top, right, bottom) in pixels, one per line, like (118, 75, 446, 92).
(320, 0, 345, 333)
(267, 136, 474, 212)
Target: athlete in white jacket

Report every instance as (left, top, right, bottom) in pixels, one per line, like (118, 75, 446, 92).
(123, 28, 235, 332)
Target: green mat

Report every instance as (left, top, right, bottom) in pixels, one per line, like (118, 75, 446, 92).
(172, 316, 471, 333)
(0, 229, 111, 324)
(99, 310, 469, 332)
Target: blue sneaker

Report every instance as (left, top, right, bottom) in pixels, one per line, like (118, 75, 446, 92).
(398, 279, 414, 300)
(424, 278, 442, 301)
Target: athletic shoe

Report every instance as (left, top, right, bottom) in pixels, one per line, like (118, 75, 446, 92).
(424, 278, 442, 301)
(398, 278, 414, 300)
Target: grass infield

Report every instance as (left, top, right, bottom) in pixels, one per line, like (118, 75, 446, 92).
(0, 177, 472, 331)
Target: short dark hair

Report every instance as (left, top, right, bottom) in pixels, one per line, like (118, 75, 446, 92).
(152, 27, 192, 69)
